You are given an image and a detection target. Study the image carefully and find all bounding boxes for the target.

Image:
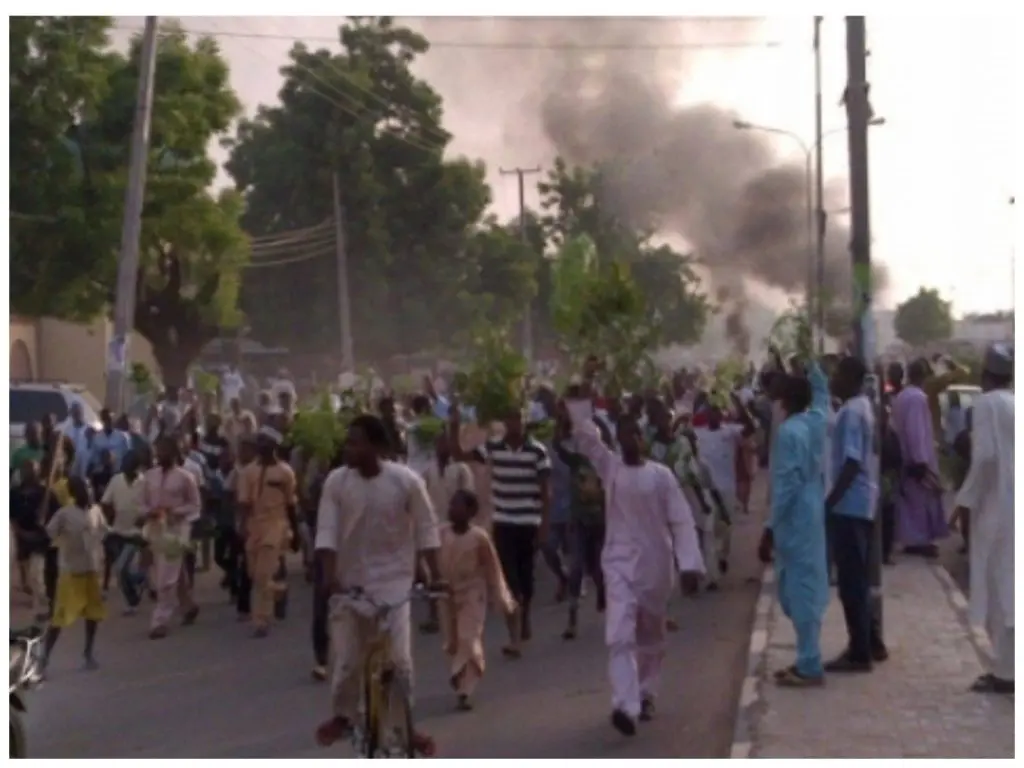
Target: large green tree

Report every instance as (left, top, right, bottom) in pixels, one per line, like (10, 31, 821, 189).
(10, 16, 121, 319)
(226, 17, 502, 360)
(894, 287, 954, 347)
(11, 19, 249, 387)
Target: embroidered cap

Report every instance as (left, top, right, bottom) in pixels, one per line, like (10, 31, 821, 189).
(983, 343, 1014, 378)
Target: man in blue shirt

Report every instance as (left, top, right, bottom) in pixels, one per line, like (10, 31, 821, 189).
(825, 357, 887, 673)
(90, 408, 132, 473)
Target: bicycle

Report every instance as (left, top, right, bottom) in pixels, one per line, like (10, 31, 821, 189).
(10, 625, 46, 758)
(328, 584, 445, 759)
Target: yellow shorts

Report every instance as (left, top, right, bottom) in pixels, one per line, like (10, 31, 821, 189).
(51, 572, 107, 628)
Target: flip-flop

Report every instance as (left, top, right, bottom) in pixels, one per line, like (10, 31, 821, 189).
(773, 665, 800, 680)
(501, 645, 522, 659)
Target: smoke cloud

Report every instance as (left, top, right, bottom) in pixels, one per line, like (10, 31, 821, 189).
(408, 18, 888, 352)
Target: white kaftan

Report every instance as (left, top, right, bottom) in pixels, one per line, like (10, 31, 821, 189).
(955, 389, 1015, 680)
(566, 400, 705, 719)
(315, 461, 441, 719)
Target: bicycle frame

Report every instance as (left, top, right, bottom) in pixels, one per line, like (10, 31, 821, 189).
(330, 587, 440, 758)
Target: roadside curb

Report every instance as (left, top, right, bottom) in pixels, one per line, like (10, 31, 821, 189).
(729, 565, 775, 759)
(929, 562, 994, 670)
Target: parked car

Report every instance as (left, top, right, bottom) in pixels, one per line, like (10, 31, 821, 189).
(9, 380, 103, 451)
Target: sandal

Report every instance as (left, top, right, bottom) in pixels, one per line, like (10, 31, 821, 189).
(775, 667, 824, 687)
(970, 673, 1014, 694)
(315, 716, 350, 747)
(773, 664, 799, 681)
(501, 645, 522, 659)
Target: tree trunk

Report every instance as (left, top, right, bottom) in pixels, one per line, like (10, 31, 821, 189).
(151, 341, 197, 390)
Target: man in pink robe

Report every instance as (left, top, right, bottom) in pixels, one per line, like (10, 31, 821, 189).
(891, 359, 948, 558)
(565, 379, 705, 737)
(142, 436, 202, 638)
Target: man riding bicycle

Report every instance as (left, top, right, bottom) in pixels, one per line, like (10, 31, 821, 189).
(313, 414, 444, 754)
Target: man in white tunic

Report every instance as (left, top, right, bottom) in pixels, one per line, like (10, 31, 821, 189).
(565, 374, 705, 737)
(951, 343, 1014, 694)
(313, 414, 443, 752)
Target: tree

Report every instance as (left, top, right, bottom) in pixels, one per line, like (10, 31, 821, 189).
(225, 17, 500, 360)
(894, 287, 954, 347)
(11, 19, 249, 387)
(537, 158, 710, 347)
(97, 25, 245, 386)
(10, 17, 121, 319)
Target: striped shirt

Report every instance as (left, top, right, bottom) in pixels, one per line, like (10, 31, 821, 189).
(473, 437, 551, 527)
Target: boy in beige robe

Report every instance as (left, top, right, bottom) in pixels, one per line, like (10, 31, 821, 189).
(438, 489, 516, 710)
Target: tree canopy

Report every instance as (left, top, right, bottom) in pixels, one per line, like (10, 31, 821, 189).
(10, 18, 249, 386)
(14, 15, 715, 387)
(225, 17, 497, 359)
(894, 287, 954, 347)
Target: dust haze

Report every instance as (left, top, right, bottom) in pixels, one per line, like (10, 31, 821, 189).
(408, 17, 888, 353)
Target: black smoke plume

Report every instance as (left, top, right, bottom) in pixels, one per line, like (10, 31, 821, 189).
(408, 17, 887, 351)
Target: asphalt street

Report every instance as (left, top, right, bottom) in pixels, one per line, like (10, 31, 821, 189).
(16, 506, 766, 759)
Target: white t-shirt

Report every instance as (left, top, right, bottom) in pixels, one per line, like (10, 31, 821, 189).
(695, 424, 744, 499)
(221, 369, 245, 406)
(101, 473, 146, 534)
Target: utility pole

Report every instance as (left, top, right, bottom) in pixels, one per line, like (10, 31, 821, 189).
(844, 16, 884, 634)
(813, 16, 827, 354)
(332, 171, 355, 372)
(105, 16, 159, 411)
(500, 166, 542, 363)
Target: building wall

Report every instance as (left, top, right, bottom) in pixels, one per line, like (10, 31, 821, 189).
(8, 315, 159, 400)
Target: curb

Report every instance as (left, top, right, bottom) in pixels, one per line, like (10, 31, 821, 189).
(729, 565, 775, 759)
(730, 559, 992, 758)
(928, 562, 995, 670)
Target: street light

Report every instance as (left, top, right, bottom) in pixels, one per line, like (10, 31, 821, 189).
(731, 117, 885, 346)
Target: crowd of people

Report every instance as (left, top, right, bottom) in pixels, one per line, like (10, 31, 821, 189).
(8, 340, 1013, 753)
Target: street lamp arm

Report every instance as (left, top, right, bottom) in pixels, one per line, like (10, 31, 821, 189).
(732, 120, 811, 156)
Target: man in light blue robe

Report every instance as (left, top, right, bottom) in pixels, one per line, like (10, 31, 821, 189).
(762, 361, 830, 686)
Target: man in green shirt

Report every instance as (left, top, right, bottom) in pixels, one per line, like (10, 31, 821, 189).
(554, 415, 611, 640)
(11, 421, 44, 481)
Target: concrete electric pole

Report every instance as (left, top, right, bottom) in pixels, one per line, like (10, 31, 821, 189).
(813, 16, 827, 354)
(500, 166, 542, 364)
(105, 16, 159, 410)
(843, 15, 885, 634)
(332, 171, 355, 373)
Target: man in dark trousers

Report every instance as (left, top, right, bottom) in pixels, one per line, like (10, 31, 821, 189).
(825, 357, 888, 673)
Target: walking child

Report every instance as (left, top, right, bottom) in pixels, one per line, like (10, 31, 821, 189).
(42, 476, 109, 673)
(438, 489, 517, 711)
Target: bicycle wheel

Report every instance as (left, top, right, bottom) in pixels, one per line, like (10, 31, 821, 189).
(373, 669, 416, 758)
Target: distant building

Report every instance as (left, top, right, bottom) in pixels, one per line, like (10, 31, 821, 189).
(954, 313, 1014, 346)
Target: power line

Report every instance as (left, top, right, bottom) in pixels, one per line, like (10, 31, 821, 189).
(243, 243, 334, 268)
(249, 233, 337, 261)
(114, 22, 783, 52)
(248, 219, 332, 247)
(211, 20, 446, 156)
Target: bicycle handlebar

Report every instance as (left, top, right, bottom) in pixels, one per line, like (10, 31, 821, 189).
(329, 583, 448, 616)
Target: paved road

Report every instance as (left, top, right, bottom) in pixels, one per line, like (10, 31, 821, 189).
(17, 510, 765, 759)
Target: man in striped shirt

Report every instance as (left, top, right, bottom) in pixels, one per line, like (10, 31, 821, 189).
(449, 406, 551, 657)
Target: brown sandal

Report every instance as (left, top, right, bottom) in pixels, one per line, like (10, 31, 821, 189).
(775, 667, 824, 687)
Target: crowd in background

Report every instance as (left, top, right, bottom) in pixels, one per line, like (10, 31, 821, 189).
(8, 341, 1013, 742)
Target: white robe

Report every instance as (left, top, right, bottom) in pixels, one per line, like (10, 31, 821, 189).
(566, 400, 705, 718)
(315, 461, 441, 719)
(954, 389, 1014, 677)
